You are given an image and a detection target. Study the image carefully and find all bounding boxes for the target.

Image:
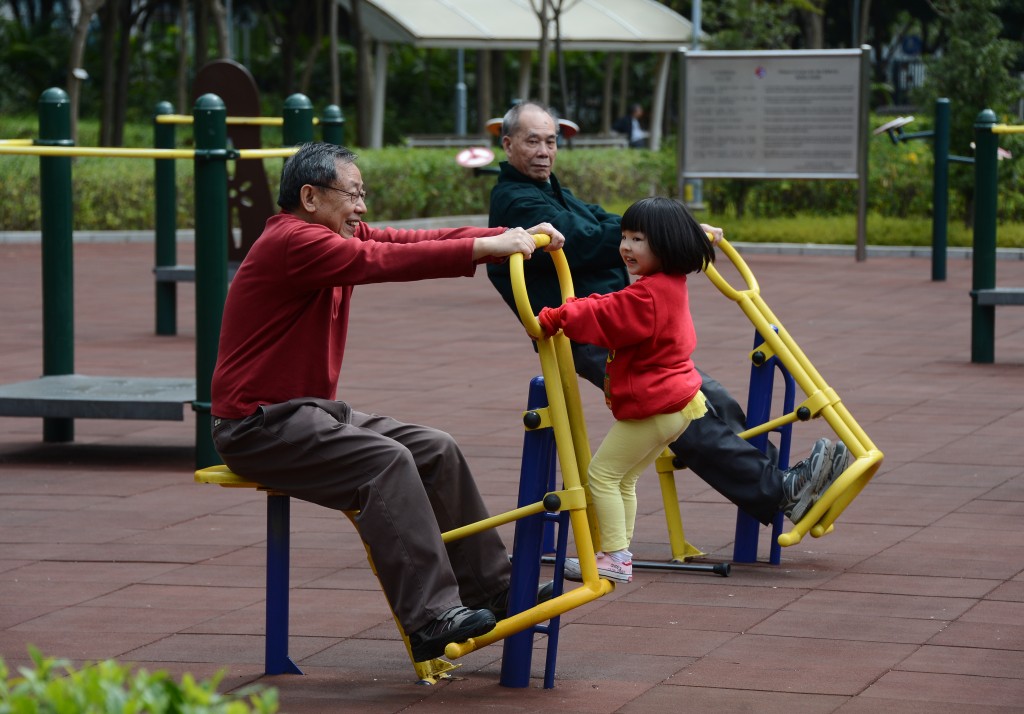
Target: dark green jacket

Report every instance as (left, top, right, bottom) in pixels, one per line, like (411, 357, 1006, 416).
(487, 161, 628, 318)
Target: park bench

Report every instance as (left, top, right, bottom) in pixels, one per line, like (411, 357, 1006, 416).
(405, 134, 492, 148)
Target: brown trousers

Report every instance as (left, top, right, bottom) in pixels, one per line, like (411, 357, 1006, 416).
(212, 397, 511, 633)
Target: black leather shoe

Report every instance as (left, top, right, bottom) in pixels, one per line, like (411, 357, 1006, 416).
(409, 606, 495, 662)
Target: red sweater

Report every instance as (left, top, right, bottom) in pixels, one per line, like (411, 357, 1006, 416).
(538, 272, 700, 421)
(212, 212, 505, 418)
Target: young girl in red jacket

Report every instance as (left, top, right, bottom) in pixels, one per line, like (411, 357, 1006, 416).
(537, 196, 717, 582)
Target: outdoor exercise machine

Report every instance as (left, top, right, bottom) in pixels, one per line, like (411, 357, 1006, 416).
(151, 59, 345, 335)
(194, 234, 616, 688)
(0, 88, 315, 466)
(970, 109, 1024, 363)
(873, 97, 974, 282)
(700, 239, 884, 553)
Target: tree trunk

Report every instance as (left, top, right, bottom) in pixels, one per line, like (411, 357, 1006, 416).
(800, 9, 824, 49)
(299, 0, 325, 95)
(112, 0, 134, 146)
(194, 0, 209, 69)
(98, 0, 119, 147)
(858, 0, 873, 46)
(617, 53, 629, 118)
(530, 0, 551, 106)
(329, 0, 340, 106)
(177, 0, 189, 112)
(209, 0, 230, 59)
(354, 0, 375, 147)
(476, 50, 493, 132)
(601, 54, 614, 134)
(67, 0, 108, 144)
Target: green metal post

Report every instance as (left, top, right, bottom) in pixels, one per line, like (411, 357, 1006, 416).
(321, 104, 346, 145)
(282, 93, 314, 147)
(154, 101, 178, 335)
(931, 98, 950, 282)
(37, 87, 75, 442)
(971, 109, 998, 364)
(193, 93, 229, 467)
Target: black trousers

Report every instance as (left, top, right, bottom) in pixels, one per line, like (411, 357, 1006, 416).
(213, 398, 511, 633)
(571, 342, 784, 526)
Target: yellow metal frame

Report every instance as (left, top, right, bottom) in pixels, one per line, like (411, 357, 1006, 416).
(679, 238, 885, 547)
(195, 465, 460, 684)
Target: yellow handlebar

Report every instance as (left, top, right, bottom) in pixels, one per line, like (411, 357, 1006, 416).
(702, 237, 759, 299)
(509, 233, 575, 339)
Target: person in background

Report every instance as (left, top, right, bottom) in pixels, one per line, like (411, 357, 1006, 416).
(613, 103, 650, 148)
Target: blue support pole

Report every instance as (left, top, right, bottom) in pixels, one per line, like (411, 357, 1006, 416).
(265, 494, 302, 675)
(500, 376, 564, 689)
(733, 329, 795, 565)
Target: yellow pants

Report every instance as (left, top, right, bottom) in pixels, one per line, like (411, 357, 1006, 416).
(589, 392, 707, 553)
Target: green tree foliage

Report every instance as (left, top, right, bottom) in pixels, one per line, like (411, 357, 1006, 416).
(917, 0, 1022, 156)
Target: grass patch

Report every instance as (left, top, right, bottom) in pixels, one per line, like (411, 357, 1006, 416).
(604, 201, 1024, 249)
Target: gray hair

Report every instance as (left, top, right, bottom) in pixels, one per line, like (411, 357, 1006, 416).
(500, 101, 559, 141)
(277, 142, 358, 211)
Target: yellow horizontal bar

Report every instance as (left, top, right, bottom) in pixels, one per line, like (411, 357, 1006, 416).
(444, 579, 614, 659)
(237, 148, 300, 159)
(0, 145, 298, 160)
(0, 145, 194, 159)
(0, 138, 34, 146)
(992, 124, 1024, 134)
(155, 114, 320, 126)
(441, 501, 547, 543)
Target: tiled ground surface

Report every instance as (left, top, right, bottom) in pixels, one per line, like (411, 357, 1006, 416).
(1, 239, 1024, 713)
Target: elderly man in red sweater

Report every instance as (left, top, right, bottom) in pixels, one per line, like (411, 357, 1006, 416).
(210, 142, 563, 662)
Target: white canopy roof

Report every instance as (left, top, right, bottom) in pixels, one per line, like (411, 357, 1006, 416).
(337, 0, 696, 51)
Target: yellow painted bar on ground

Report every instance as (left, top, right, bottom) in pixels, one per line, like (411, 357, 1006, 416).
(0, 139, 33, 146)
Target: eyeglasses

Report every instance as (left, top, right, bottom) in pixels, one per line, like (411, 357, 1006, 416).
(312, 184, 367, 204)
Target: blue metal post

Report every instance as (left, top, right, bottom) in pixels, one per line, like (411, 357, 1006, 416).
(501, 376, 562, 688)
(733, 329, 795, 565)
(265, 494, 302, 674)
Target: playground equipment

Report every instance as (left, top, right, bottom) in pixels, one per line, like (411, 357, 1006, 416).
(194, 235, 616, 688)
(0, 88, 326, 466)
(153, 61, 344, 335)
(970, 109, 1024, 363)
(874, 98, 975, 282)
(698, 239, 883, 550)
(510, 235, 884, 567)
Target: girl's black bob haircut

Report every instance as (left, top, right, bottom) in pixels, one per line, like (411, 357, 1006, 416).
(620, 196, 716, 275)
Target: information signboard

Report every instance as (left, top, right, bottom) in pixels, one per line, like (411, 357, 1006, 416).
(680, 49, 865, 179)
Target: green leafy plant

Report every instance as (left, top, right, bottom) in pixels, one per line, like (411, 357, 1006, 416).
(0, 647, 278, 714)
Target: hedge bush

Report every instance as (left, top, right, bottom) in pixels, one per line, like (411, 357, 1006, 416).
(1, 114, 1023, 232)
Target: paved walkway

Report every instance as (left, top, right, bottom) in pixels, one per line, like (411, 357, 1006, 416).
(1, 240, 1023, 712)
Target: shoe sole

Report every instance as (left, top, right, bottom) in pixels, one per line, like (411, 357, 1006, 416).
(598, 568, 632, 583)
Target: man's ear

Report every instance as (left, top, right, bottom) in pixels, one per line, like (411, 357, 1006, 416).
(299, 184, 319, 212)
(502, 136, 512, 154)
